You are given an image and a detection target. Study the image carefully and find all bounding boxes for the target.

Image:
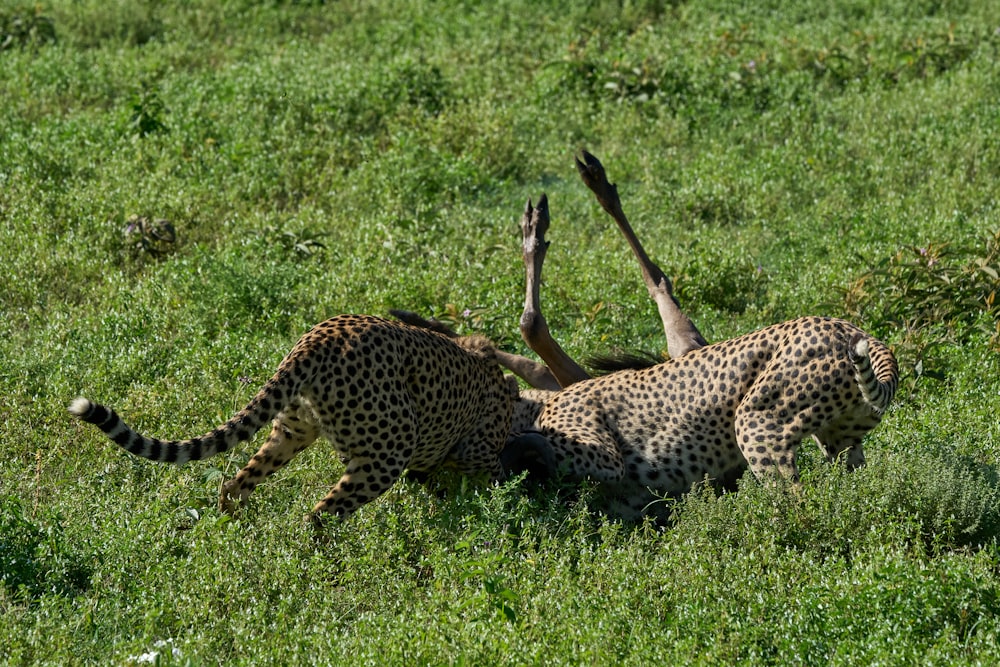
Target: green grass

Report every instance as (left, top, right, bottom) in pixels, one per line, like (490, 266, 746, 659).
(2, 0, 1000, 664)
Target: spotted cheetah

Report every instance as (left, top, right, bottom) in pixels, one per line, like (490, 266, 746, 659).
(69, 314, 515, 524)
(503, 316, 898, 519)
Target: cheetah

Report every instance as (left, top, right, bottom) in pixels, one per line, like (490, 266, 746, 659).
(503, 316, 898, 520)
(69, 314, 515, 525)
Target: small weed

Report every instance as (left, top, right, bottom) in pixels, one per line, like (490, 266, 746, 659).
(406, 303, 512, 342)
(388, 59, 449, 118)
(801, 40, 871, 87)
(896, 28, 980, 80)
(793, 25, 989, 90)
(601, 57, 669, 104)
(877, 445, 1000, 549)
(259, 225, 328, 260)
(551, 21, 995, 121)
(456, 537, 519, 624)
(127, 80, 169, 138)
(61, 0, 164, 48)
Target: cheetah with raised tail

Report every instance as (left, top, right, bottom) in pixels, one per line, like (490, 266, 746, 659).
(69, 314, 515, 525)
(503, 316, 898, 519)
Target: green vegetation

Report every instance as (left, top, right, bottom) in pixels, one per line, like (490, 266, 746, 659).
(2, 0, 1000, 663)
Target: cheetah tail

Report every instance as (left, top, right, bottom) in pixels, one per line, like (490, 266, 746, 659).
(68, 368, 303, 465)
(848, 333, 899, 415)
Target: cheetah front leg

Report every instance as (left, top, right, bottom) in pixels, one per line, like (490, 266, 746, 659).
(219, 405, 318, 514)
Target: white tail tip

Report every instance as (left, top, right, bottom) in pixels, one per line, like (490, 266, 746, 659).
(68, 397, 93, 417)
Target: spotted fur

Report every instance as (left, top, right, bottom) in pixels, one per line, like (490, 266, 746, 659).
(69, 315, 515, 524)
(504, 316, 898, 519)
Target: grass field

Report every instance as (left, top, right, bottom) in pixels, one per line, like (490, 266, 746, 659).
(3, 0, 1000, 664)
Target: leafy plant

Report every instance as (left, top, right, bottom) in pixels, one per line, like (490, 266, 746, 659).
(259, 225, 328, 260)
(455, 536, 519, 624)
(842, 230, 1000, 378)
(0, 5, 56, 51)
(387, 59, 449, 118)
(127, 80, 169, 138)
(793, 26, 986, 89)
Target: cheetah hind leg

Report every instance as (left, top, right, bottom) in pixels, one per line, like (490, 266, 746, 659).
(219, 405, 319, 515)
(306, 453, 408, 529)
(811, 434, 866, 471)
(811, 422, 875, 471)
(733, 410, 805, 487)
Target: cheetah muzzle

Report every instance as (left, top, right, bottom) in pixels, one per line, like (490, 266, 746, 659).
(503, 316, 898, 520)
(69, 315, 515, 525)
